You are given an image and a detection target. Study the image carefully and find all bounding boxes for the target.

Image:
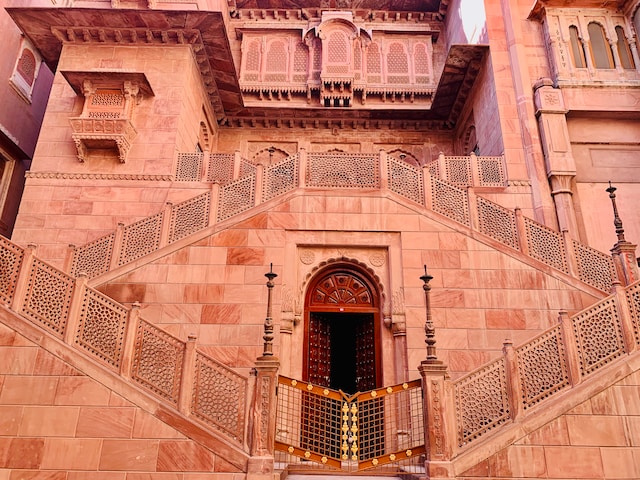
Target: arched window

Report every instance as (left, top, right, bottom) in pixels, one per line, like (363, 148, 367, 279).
(615, 26, 635, 69)
(569, 25, 586, 68)
(264, 40, 288, 82)
(16, 48, 36, 86)
(242, 39, 261, 82)
(386, 42, 409, 84)
(588, 22, 614, 69)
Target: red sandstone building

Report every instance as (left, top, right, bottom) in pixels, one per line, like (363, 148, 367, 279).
(1, 0, 640, 478)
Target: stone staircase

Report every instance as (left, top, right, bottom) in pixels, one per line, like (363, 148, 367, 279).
(67, 151, 615, 297)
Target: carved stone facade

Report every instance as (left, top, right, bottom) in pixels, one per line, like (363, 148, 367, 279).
(2, 0, 640, 479)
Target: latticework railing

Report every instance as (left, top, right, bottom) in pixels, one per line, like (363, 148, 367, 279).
(307, 153, 380, 188)
(263, 154, 299, 202)
(0, 237, 250, 447)
(424, 153, 506, 188)
(451, 281, 640, 454)
(275, 376, 425, 472)
(69, 150, 617, 293)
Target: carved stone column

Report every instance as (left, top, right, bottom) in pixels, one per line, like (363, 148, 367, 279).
(390, 289, 409, 383)
(247, 266, 280, 480)
(247, 358, 280, 480)
(418, 267, 453, 478)
(533, 79, 580, 239)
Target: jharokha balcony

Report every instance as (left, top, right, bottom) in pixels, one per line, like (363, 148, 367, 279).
(69, 117, 137, 163)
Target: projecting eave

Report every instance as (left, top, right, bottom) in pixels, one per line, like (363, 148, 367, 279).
(6, 7, 245, 122)
(528, 0, 632, 20)
(219, 43, 487, 130)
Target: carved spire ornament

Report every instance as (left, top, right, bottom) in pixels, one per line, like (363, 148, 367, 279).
(261, 263, 278, 358)
(420, 264, 438, 361)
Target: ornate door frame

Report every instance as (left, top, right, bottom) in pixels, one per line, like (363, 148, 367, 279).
(303, 263, 383, 390)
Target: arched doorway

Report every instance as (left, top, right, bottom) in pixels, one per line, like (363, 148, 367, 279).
(303, 264, 382, 394)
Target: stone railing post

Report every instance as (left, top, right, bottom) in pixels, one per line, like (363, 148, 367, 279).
(502, 339, 524, 420)
(437, 152, 447, 182)
(562, 230, 579, 279)
(64, 244, 76, 275)
(611, 242, 639, 286)
(255, 164, 265, 207)
(233, 150, 242, 180)
(558, 310, 581, 386)
(248, 358, 279, 480)
(469, 152, 481, 186)
(606, 183, 638, 286)
(247, 265, 280, 480)
(418, 266, 453, 478)
(63, 273, 88, 346)
(419, 362, 453, 479)
(612, 283, 638, 354)
(467, 187, 479, 231)
(120, 301, 140, 378)
(514, 208, 529, 256)
(179, 334, 197, 415)
(209, 183, 220, 226)
(298, 148, 307, 188)
(11, 243, 36, 312)
(159, 202, 173, 247)
(423, 165, 433, 210)
(110, 222, 125, 270)
(379, 149, 389, 190)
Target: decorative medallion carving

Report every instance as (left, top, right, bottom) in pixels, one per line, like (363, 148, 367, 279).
(299, 249, 316, 265)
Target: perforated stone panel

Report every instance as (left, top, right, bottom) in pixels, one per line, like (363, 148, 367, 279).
(118, 212, 163, 266)
(265, 40, 288, 82)
(76, 287, 128, 369)
(572, 297, 625, 377)
(243, 39, 261, 82)
(367, 43, 381, 80)
(71, 233, 114, 278)
(327, 31, 348, 64)
(132, 320, 185, 405)
(387, 157, 424, 205)
(307, 153, 379, 188)
(524, 217, 568, 273)
(454, 359, 510, 447)
(239, 160, 257, 179)
(625, 283, 640, 346)
(263, 155, 298, 201)
(445, 157, 472, 185)
(387, 43, 409, 84)
(207, 153, 234, 183)
(572, 240, 615, 292)
(478, 157, 506, 186)
(431, 177, 470, 226)
(516, 326, 569, 410)
(21, 258, 74, 338)
(175, 153, 204, 182)
(477, 198, 519, 249)
(169, 192, 211, 244)
(91, 92, 124, 107)
(0, 236, 24, 305)
(217, 174, 256, 221)
(191, 352, 247, 442)
(293, 43, 308, 83)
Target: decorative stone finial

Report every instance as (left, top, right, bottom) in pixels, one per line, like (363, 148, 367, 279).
(606, 181, 626, 243)
(420, 264, 437, 361)
(261, 263, 278, 358)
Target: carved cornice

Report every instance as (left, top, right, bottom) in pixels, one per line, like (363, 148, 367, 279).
(7, 9, 240, 121)
(25, 172, 174, 181)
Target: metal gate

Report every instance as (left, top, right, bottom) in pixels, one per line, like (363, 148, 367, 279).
(275, 375, 425, 472)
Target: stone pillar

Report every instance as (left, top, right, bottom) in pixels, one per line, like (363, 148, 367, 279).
(247, 358, 280, 480)
(419, 361, 453, 479)
(533, 79, 580, 239)
(606, 183, 639, 285)
(418, 266, 453, 478)
(247, 265, 280, 480)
